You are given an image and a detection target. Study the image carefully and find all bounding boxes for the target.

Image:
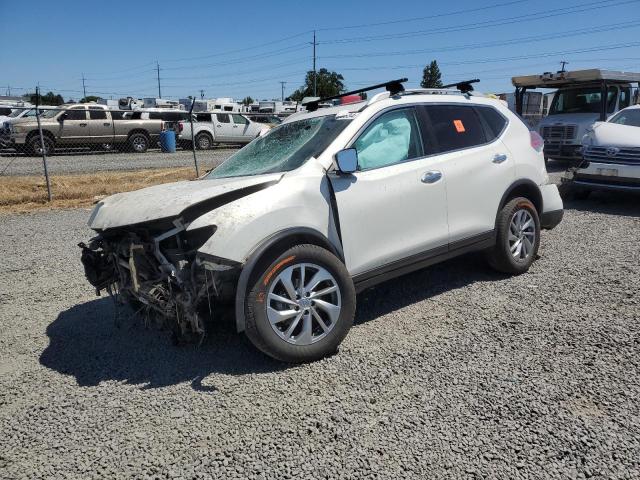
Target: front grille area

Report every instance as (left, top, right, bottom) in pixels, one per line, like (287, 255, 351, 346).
(541, 124, 577, 141)
(584, 146, 640, 165)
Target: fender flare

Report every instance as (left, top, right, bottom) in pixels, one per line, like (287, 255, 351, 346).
(498, 178, 543, 214)
(234, 227, 342, 332)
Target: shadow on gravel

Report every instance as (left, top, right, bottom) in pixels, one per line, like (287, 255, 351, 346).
(354, 254, 506, 326)
(563, 190, 640, 218)
(41, 254, 504, 390)
(40, 298, 286, 391)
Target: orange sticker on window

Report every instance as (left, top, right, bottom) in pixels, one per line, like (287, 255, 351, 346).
(453, 119, 466, 133)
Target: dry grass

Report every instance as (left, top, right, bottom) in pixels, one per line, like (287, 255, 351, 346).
(0, 167, 198, 213)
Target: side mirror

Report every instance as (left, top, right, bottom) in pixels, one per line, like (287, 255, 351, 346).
(335, 148, 358, 174)
(58, 112, 67, 122)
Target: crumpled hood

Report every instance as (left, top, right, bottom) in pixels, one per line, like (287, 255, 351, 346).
(588, 121, 640, 148)
(88, 173, 282, 230)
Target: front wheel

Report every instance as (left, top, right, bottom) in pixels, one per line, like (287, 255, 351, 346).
(245, 244, 356, 363)
(28, 135, 54, 156)
(486, 197, 540, 274)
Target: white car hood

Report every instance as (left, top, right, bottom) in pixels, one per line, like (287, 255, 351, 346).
(589, 121, 640, 148)
(88, 173, 283, 230)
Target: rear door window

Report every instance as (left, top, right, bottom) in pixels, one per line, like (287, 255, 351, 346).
(422, 105, 486, 153)
(88, 107, 107, 120)
(196, 113, 212, 122)
(66, 108, 87, 120)
(216, 113, 230, 123)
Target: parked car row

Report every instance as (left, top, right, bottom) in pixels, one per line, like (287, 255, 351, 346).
(0, 103, 271, 155)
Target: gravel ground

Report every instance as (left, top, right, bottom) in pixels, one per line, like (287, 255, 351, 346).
(1, 188, 639, 479)
(0, 148, 236, 176)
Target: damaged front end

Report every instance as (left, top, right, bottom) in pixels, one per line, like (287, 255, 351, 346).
(79, 219, 238, 343)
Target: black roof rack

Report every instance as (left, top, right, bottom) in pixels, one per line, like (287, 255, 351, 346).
(302, 78, 408, 112)
(441, 79, 480, 93)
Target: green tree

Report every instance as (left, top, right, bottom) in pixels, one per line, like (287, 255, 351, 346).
(79, 95, 101, 103)
(289, 68, 345, 101)
(241, 96, 254, 106)
(420, 60, 443, 89)
(27, 91, 65, 105)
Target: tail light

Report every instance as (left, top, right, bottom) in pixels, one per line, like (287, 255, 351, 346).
(160, 120, 165, 131)
(530, 131, 544, 153)
(178, 122, 184, 133)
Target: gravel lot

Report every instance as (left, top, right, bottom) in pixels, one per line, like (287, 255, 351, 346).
(1, 188, 639, 478)
(0, 148, 237, 176)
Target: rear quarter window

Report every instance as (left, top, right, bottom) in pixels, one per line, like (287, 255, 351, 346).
(423, 105, 487, 153)
(476, 106, 508, 139)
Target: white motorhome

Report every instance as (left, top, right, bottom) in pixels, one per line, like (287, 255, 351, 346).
(212, 98, 241, 112)
(142, 98, 184, 110)
(512, 69, 640, 162)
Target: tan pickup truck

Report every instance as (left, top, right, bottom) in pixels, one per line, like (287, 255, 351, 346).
(8, 103, 167, 155)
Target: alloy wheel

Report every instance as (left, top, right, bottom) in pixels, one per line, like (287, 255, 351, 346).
(509, 209, 535, 261)
(266, 263, 342, 345)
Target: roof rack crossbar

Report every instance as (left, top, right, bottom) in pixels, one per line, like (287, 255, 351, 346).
(302, 78, 408, 112)
(441, 79, 480, 93)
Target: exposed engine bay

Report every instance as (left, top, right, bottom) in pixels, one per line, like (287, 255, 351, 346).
(79, 219, 236, 343)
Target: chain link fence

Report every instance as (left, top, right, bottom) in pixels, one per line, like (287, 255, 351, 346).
(0, 104, 283, 207)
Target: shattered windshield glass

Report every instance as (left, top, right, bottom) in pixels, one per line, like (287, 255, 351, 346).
(206, 114, 352, 179)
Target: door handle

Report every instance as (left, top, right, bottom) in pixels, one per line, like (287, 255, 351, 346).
(493, 153, 508, 164)
(79, 123, 87, 127)
(421, 170, 442, 184)
(216, 124, 222, 127)
(103, 123, 110, 126)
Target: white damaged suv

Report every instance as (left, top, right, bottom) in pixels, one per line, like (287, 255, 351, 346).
(80, 80, 563, 362)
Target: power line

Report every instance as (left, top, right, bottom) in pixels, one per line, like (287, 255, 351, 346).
(316, 0, 528, 31)
(319, 0, 638, 45)
(319, 19, 640, 60)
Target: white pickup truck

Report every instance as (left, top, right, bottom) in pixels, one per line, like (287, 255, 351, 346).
(178, 112, 268, 149)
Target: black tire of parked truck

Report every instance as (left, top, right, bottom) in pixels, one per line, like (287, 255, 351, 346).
(486, 197, 541, 275)
(128, 133, 149, 153)
(28, 135, 54, 156)
(195, 132, 213, 150)
(245, 244, 356, 363)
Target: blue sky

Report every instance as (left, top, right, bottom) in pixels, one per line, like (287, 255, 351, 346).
(1, 0, 639, 101)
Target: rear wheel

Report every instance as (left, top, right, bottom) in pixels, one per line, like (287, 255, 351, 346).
(245, 244, 355, 363)
(128, 133, 149, 153)
(486, 197, 540, 274)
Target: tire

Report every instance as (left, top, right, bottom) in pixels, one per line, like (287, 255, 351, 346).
(195, 132, 213, 150)
(128, 133, 149, 153)
(572, 188, 591, 200)
(245, 244, 356, 363)
(486, 197, 540, 275)
(28, 135, 54, 156)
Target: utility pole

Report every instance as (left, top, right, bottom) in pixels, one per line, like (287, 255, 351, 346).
(81, 73, 87, 100)
(560, 61, 569, 72)
(279, 81, 286, 101)
(156, 61, 162, 98)
(311, 30, 318, 97)
(199, 89, 205, 99)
